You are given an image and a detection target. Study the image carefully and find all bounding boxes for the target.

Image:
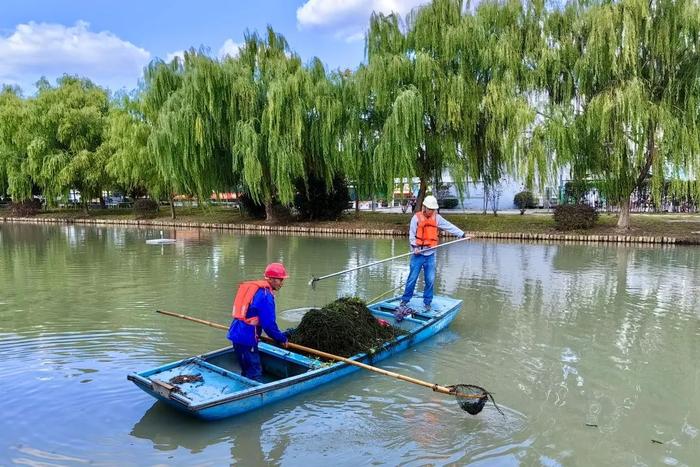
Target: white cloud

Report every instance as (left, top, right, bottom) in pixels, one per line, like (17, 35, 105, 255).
(218, 39, 242, 58)
(163, 39, 242, 65)
(297, 0, 430, 41)
(166, 50, 186, 63)
(0, 21, 150, 91)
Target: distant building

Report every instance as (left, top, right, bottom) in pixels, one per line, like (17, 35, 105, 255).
(392, 172, 557, 211)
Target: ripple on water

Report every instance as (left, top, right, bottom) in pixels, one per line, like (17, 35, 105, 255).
(251, 384, 528, 466)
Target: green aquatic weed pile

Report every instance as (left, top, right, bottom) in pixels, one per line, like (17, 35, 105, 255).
(288, 297, 406, 357)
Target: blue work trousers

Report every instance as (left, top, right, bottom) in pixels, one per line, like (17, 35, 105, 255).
(401, 253, 436, 306)
(233, 344, 263, 382)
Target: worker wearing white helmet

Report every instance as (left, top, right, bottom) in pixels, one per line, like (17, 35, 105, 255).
(395, 195, 466, 319)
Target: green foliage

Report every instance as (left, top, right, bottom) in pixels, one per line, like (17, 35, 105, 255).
(143, 30, 345, 220)
(26, 77, 111, 206)
(104, 96, 170, 200)
(294, 174, 350, 221)
(133, 198, 159, 218)
(0, 86, 32, 201)
(563, 181, 592, 204)
(514, 191, 535, 213)
(350, 0, 537, 206)
(553, 204, 598, 231)
(147, 52, 236, 202)
(537, 0, 700, 228)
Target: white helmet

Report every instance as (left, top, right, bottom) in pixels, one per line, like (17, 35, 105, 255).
(422, 195, 439, 210)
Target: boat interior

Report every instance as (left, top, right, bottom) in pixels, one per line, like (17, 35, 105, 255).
(138, 297, 454, 406)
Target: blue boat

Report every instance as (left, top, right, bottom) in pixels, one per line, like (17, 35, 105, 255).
(127, 295, 462, 421)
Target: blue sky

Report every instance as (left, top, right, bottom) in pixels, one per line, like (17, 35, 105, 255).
(0, 0, 429, 94)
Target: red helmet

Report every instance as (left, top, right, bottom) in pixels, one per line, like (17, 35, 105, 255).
(264, 262, 289, 279)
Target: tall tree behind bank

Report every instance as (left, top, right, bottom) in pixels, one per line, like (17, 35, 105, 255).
(147, 52, 236, 210)
(353, 0, 537, 209)
(544, 0, 700, 229)
(232, 29, 343, 220)
(144, 30, 344, 221)
(104, 94, 182, 218)
(26, 77, 111, 212)
(0, 86, 31, 200)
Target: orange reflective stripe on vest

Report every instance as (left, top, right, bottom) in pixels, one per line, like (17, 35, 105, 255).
(232, 280, 272, 326)
(415, 211, 439, 248)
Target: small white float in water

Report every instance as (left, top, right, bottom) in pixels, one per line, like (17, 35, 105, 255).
(146, 230, 177, 245)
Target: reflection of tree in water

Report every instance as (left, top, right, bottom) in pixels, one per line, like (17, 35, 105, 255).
(457, 240, 700, 446)
(551, 244, 612, 272)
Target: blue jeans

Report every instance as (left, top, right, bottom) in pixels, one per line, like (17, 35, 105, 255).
(233, 344, 263, 382)
(401, 253, 436, 306)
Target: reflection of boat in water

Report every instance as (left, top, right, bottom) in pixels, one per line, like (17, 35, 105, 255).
(130, 402, 231, 452)
(127, 295, 462, 421)
(145, 231, 176, 245)
(131, 400, 288, 463)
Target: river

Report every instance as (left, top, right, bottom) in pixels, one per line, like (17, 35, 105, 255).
(1, 223, 698, 465)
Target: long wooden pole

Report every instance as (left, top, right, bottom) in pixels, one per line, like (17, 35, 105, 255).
(156, 309, 477, 397)
(308, 236, 472, 287)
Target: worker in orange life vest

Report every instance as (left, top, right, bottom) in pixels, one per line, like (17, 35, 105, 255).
(396, 195, 466, 318)
(227, 262, 289, 381)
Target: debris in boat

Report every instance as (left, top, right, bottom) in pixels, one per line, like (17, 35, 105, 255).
(448, 384, 504, 416)
(288, 297, 406, 357)
(169, 374, 204, 385)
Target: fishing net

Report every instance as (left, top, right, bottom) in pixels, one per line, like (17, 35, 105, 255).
(448, 384, 504, 416)
(288, 297, 406, 358)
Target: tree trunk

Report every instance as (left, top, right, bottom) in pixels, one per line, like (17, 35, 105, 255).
(482, 185, 489, 214)
(83, 201, 89, 215)
(618, 121, 656, 230)
(265, 200, 276, 222)
(617, 197, 631, 229)
(169, 195, 176, 220)
(415, 178, 428, 211)
(99, 196, 106, 209)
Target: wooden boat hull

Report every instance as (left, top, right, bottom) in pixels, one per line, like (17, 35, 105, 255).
(127, 295, 462, 420)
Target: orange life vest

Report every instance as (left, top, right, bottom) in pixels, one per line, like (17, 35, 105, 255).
(232, 280, 272, 325)
(415, 211, 439, 248)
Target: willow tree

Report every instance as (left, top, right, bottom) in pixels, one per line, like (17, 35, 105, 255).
(19, 77, 112, 211)
(546, 0, 700, 229)
(143, 30, 344, 221)
(301, 58, 345, 192)
(230, 28, 344, 220)
(352, 0, 536, 209)
(0, 86, 32, 200)
(342, 65, 389, 212)
(147, 52, 237, 206)
(105, 95, 180, 217)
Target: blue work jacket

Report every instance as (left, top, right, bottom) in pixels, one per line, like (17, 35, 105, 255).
(227, 287, 288, 348)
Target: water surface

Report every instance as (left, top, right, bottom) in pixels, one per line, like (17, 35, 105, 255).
(1, 223, 698, 465)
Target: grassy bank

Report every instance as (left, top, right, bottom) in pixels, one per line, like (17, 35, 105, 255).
(4, 206, 700, 242)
